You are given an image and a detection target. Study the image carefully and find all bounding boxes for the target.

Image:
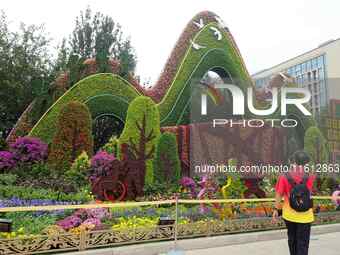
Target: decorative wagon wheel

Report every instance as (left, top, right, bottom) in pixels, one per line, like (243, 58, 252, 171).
(102, 180, 127, 202)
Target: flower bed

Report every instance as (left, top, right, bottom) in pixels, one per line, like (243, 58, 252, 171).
(1, 210, 339, 255)
(1, 200, 337, 238)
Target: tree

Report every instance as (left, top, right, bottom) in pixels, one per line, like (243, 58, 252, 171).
(62, 6, 137, 79)
(118, 39, 137, 78)
(53, 38, 69, 75)
(119, 96, 160, 186)
(0, 11, 52, 138)
(48, 101, 93, 173)
(153, 132, 181, 185)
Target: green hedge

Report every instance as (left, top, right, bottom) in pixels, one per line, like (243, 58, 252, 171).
(153, 132, 181, 184)
(29, 74, 141, 144)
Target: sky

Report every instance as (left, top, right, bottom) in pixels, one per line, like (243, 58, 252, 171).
(1, 0, 340, 84)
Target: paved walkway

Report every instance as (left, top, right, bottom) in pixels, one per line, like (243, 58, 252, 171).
(184, 232, 340, 255)
(69, 224, 340, 255)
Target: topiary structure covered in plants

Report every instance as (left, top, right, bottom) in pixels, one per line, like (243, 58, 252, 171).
(119, 96, 160, 187)
(26, 11, 252, 143)
(48, 101, 93, 173)
(11, 11, 321, 199)
(153, 132, 181, 185)
(20, 11, 318, 144)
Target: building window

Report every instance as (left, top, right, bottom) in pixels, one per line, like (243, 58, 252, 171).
(313, 70, 317, 81)
(318, 55, 324, 67)
(312, 58, 318, 69)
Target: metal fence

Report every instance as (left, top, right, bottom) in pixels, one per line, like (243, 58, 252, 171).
(0, 198, 339, 255)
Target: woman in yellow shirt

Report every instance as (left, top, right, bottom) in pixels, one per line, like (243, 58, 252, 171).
(272, 151, 315, 255)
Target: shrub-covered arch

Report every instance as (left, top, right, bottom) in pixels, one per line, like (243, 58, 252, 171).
(29, 74, 141, 143)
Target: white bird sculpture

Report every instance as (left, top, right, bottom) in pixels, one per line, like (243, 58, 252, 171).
(214, 16, 227, 29)
(210, 27, 222, 41)
(190, 40, 206, 50)
(193, 18, 204, 29)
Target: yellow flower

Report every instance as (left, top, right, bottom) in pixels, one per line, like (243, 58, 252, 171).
(17, 227, 25, 234)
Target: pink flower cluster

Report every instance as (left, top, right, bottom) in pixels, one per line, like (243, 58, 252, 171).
(57, 208, 111, 231)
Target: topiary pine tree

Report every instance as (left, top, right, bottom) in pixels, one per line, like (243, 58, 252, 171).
(304, 126, 329, 164)
(304, 126, 329, 191)
(119, 96, 160, 186)
(153, 132, 181, 185)
(48, 101, 93, 174)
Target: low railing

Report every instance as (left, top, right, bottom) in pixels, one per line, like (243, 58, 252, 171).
(0, 197, 339, 255)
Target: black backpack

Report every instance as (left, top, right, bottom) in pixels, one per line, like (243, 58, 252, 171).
(285, 173, 313, 212)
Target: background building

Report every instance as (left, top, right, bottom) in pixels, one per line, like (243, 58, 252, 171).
(252, 38, 340, 162)
(252, 38, 340, 116)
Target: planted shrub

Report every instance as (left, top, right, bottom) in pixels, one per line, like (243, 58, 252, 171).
(48, 101, 93, 173)
(0, 173, 17, 185)
(102, 136, 119, 155)
(10, 137, 48, 164)
(65, 151, 90, 188)
(153, 132, 181, 185)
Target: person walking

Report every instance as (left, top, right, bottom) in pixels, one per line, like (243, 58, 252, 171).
(272, 151, 315, 255)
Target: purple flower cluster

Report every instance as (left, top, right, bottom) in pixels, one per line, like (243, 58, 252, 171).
(10, 137, 48, 164)
(0, 197, 79, 216)
(0, 137, 48, 172)
(180, 177, 197, 197)
(57, 208, 111, 231)
(0, 151, 16, 171)
(90, 151, 116, 177)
